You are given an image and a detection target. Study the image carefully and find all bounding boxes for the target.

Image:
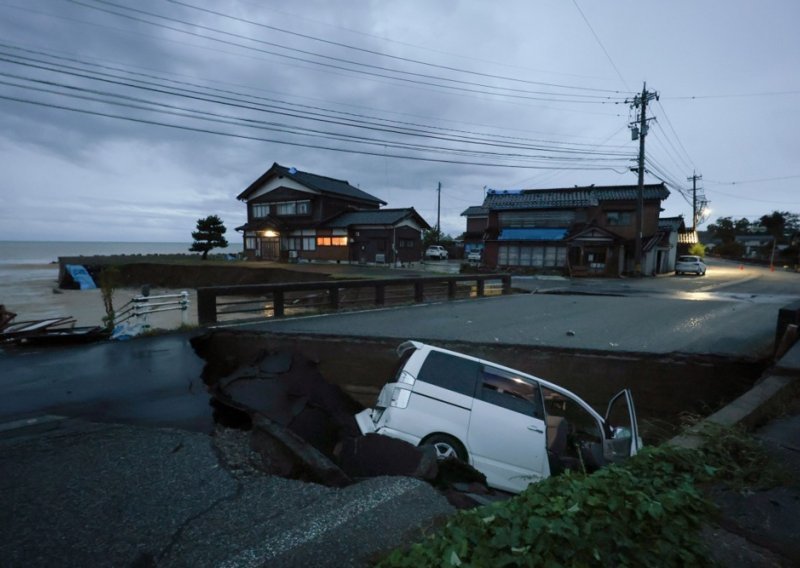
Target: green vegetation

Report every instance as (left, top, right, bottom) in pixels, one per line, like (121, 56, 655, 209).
(688, 242, 706, 257)
(190, 215, 229, 260)
(422, 228, 453, 248)
(378, 425, 783, 567)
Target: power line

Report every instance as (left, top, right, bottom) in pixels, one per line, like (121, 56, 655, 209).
(0, 92, 633, 172)
(705, 175, 800, 185)
(64, 0, 628, 105)
(0, 40, 631, 148)
(0, 52, 634, 160)
(166, 0, 632, 96)
(571, 0, 630, 92)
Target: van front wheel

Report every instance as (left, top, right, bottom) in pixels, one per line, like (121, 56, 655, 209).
(422, 434, 468, 462)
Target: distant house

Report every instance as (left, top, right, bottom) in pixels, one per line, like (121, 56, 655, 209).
(657, 216, 696, 271)
(735, 234, 775, 259)
(236, 163, 430, 264)
(460, 205, 489, 254)
(466, 183, 670, 276)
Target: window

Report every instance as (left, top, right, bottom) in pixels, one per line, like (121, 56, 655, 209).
(606, 211, 633, 226)
(417, 351, 480, 397)
(276, 200, 311, 216)
(244, 237, 256, 250)
(303, 237, 316, 251)
(316, 236, 348, 247)
(480, 366, 543, 418)
(252, 203, 269, 218)
(400, 239, 415, 248)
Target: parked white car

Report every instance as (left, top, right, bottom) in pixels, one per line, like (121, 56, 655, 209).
(355, 341, 642, 493)
(466, 250, 482, 262)
(675, 255, 707, 276)
(425, 245, 448, 260)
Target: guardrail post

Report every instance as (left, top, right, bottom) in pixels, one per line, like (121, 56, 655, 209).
(448, 279, 457, 299)
(273, 290, 285, 317)
(329, 287, 340, 310)
(477, 278, 485, 297)
(502, 275, 511, 295)
(180, 291, 189, 325)
(375, 284, 385, 306)
(414, 281, 424, 303)
(197, 289, 218, 325)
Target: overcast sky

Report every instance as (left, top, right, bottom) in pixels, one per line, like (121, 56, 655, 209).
(1, 0, 798, 242)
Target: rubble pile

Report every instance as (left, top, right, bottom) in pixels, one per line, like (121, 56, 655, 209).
(191, 331, 490, 506)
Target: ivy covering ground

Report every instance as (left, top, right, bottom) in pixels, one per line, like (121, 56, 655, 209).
(378, 425, 783, 567)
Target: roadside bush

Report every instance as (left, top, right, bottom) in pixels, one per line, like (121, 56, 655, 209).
(378, 426, 782, 567)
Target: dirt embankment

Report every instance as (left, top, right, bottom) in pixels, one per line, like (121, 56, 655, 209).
(61, 262, 336, 289)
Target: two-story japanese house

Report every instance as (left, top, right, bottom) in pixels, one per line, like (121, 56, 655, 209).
(236, 163, 430, 264)
(467, 183, 671, 276)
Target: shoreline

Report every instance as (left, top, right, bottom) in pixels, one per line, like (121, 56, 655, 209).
(1, 263, 198, 330)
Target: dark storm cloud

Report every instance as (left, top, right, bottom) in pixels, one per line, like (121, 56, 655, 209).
(1, 0, 799, 241)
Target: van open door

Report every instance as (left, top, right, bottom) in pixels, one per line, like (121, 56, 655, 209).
(602, 389, 641, 462)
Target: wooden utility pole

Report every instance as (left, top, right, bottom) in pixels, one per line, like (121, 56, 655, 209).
(628, 83, 658, 276)
(436, 181, 441, 244)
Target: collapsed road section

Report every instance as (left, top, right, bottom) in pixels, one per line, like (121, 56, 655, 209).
(190, 328, 766, 502)
(192, 332, 496, 509)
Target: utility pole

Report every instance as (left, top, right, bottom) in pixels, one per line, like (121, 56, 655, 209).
(627, 82, 658, 276)
(687, 171, 703, 231)
(436, 181, 441, 244)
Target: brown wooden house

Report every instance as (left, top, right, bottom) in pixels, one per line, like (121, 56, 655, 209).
(236, 163, 430, 264)
(472, 183, 670, 276)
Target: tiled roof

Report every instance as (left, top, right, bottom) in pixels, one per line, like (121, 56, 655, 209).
(659, 216, 686, 231)
(461, 206, 489, 216)
(323, 208, 430, 229)
(238, 163, 386, 205)
(483, 183, 669, 210)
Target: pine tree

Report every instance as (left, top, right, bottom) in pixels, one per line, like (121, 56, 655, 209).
(190, 215, 229, 260)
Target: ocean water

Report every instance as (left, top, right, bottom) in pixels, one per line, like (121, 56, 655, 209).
(0, 240, 241, 265)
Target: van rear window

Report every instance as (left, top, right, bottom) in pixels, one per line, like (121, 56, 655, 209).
(417, 351, 480, 396)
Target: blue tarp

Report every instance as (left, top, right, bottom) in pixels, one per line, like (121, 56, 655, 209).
(498, 228, 568, 241)
(65, 264, 97, 290)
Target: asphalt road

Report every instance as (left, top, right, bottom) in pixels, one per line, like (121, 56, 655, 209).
(0, 258, 797, 428)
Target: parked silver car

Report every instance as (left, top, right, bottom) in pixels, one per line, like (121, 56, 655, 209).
(675, 255, 707, 276)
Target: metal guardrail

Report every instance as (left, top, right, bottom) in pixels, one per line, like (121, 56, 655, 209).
(116, 291, 191, 328)
(197, 274, 511, 325)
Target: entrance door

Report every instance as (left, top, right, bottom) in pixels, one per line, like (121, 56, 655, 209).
(261, 237, 279, 260)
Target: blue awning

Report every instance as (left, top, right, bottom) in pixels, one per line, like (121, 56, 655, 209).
(498, 228, 568, 241)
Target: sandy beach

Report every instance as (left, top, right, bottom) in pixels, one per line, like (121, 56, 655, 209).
(1, 263, 198, 331)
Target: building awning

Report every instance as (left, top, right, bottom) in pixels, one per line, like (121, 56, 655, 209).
(498, 228, 568, 241)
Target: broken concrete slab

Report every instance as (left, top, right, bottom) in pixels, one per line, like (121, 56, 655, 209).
(0, 418, 454, 567)
(338, 433, 438, 480)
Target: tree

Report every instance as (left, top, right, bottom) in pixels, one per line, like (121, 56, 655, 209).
(759, 210, 800, 242)
(707, 217, 737, 243)
(422, 228, 453, 248)
(190, 215, 229, 260)
(688, 242, 706, 257)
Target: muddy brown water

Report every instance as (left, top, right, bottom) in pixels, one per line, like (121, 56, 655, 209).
(194, 330, 767, 443)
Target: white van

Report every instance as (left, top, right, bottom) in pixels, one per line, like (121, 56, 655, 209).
(355, 341, 641, 493)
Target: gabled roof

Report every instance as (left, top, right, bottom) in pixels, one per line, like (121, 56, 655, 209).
(461, 206, 489, 217)
(323, 208, 431, 229)
(483, 183, 669, 210)
(658, 215, 687, 232)
(237, 162, 386, 205)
